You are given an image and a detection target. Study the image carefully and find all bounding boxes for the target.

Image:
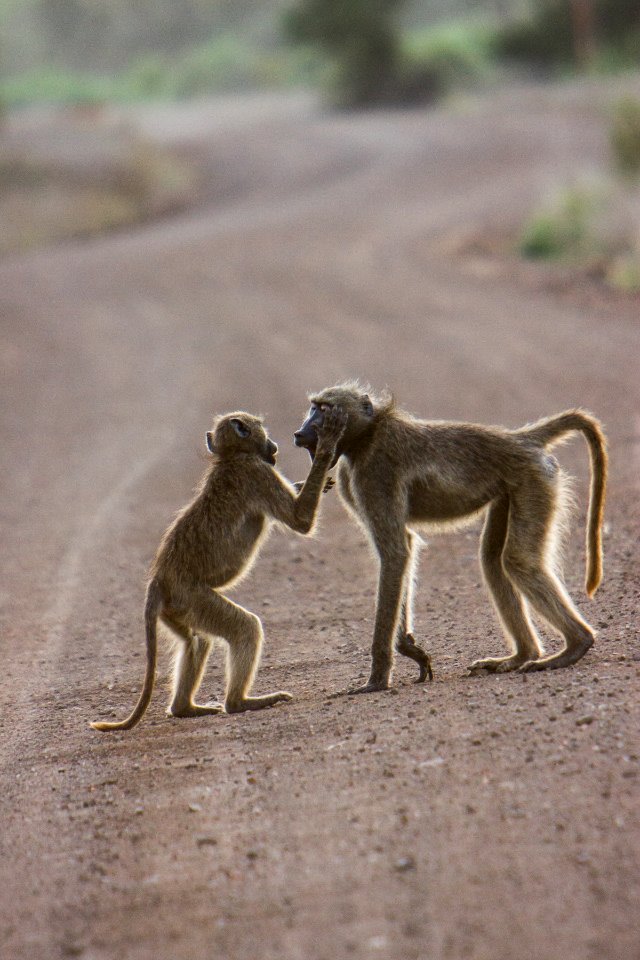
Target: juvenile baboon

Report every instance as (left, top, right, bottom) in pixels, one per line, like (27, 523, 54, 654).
(294, 383, 607, 693)
(91, 407, 345, 731)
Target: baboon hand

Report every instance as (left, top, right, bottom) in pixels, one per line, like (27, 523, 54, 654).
(293, 477, 334, 493)
(315, 405, 347, 453)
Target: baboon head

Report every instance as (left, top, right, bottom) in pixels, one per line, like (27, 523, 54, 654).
(294, 382, 386, 462)
(207, 413, 278, 465)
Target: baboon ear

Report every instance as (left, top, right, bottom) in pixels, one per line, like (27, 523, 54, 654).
(206, 431, 214, 453)
(362, 395, 374, 417)
(230, 418, 251, 438)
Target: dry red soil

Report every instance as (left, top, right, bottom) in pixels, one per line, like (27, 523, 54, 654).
(1, 82, 639, 960)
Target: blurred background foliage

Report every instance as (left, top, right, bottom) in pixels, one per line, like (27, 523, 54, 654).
(0, 0, 637, 107)
(0, 0, 638, 281)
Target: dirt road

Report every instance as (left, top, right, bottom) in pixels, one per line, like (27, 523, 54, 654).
(1, 81, 638, 960)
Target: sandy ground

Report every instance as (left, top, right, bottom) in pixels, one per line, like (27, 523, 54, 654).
(0, 80, 639, 960)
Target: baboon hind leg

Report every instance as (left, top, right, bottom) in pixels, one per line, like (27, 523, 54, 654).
(188, 589, 292, 713)
(503, 486, 594, 671)
(162, 612, 223, 718)
(470, 495, 543, 674)
(395, 533, 433, 682)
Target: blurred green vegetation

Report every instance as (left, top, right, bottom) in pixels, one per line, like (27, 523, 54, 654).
(519, 96, 640, 292)
(498, 0, 640, 71)
(0, 18, 498, 107)
(283, 0, 503, 106)
(283, 0, 407, 107)
(520, 185, 605, 259)
(610, 95, 640, 180)
(0, 19, 492, 106)
(0, 38, 326, 105)
(0, 0, 638, 108)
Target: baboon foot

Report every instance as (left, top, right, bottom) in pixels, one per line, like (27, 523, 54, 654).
(225, 691, 293, 713)
(519, 634, 594, 672)
(397, 633, 434, 683)
(346, 680, 392, 696)
(168, 701, 224, 718)
(469, 654, 534, 675)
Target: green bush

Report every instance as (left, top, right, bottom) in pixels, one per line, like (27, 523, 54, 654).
(520, 186, 603, 259)
(403, 21, 496, 88)
(610, 96, 640, 180)
(0, 67, 115, 105)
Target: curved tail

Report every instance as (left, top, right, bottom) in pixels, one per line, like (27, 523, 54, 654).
(520, 409, 608, 597)
(90, 578, 162, 732)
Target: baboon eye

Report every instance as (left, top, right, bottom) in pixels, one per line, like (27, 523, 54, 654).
(230, 419, 251, 438)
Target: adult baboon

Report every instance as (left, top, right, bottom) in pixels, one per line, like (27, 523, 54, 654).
(294, 383, 607, 693)
(91, 407, 345, 731)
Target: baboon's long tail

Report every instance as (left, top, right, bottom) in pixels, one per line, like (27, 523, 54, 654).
(520, 409, 607, 597)
(90, 578, 162, 732)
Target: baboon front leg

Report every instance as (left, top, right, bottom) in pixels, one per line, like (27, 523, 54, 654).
(350, 543, 409, 694)
(469, 497, 543, 674)
(162, 613, 223, 718)
(395, 535, 433, 682)
(188, 589, 292, 713)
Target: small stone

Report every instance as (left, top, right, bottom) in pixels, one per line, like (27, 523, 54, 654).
(196, 836, 218, 847)
(417, 756, 445, 769)
(394, 856, 416, 872)
(575, 715, 595, 726)
(61, 942, 84, 957)
(188, 803, 202, 813)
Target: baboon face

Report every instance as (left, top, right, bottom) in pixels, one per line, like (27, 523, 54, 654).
(207, 413, 278, 465)
(294, 385, 374, 461)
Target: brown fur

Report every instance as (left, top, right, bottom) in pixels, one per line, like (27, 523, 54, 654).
(296, 383, 607, 692)
(91, 408, 345, 731)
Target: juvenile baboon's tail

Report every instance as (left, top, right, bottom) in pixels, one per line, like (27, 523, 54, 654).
(520, 410, 608, 597)
(90, 578, 162, 732)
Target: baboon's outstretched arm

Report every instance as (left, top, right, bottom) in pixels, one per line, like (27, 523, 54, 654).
(267, 451, 337, 534)
(267, 406, 346, 534)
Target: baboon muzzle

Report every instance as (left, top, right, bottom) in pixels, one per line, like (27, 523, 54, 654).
(294, 430, 317, 459)
(294, 408, 325, 458)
